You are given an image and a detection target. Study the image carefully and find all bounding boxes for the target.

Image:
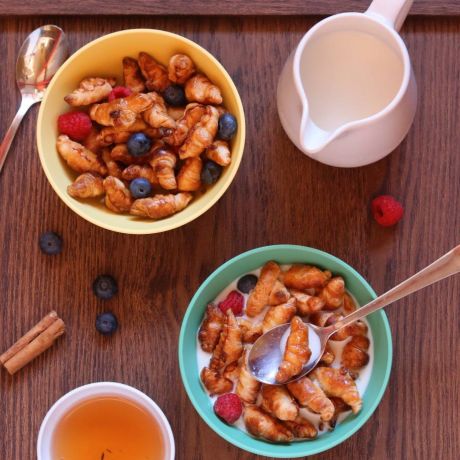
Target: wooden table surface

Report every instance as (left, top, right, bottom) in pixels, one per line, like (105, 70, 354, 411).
(0, 9, 459, 460)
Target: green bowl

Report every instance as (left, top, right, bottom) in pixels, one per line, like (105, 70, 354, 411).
(178, 245, 392, 457)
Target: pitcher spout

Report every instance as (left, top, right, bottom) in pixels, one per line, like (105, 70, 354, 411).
(299, 116, 336, 154)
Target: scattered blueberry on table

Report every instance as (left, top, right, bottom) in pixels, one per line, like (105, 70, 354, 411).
(129, 178, 152, 199)
(217, 113, 237, 140)
(237, 274, 258, 294)
(162, 85, 187, 107)
(201, 160, 222, 185)
(127, 132, 152, 157)
(39, 232, 63, 255)
(95, 312, 118, 335)
(92, 275, 118, 300)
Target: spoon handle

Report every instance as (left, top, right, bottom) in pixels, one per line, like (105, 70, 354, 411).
(332, 245, 460, 332)
(0, 96, 36, 174)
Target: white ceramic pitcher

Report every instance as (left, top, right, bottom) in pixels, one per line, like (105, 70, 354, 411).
(277, 0, 417, 167)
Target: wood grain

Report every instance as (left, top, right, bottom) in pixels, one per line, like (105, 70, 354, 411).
(0, 13, 459, 460)
(0, 0, 459, 16)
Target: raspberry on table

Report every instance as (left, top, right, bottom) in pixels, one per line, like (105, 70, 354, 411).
(108, 86, 133, 101)
(218, 290, 244, 316)
(214, 393, 242, 424)
(371, 195, 404, 227)
(57, 111, 92, 141)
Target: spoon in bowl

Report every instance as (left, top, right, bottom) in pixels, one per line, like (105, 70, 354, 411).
(0, 25, 68, 174)
(248, 244, 460, 385)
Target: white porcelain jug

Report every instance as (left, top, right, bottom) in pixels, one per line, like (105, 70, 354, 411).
(277, 0, 417, 167)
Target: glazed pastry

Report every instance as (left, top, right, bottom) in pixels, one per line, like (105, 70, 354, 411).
(312, 367, 362, 414)
(320, 277, 345, 310)
(329, 397, 351, 428)
(331, 318, 368, 341)
(121, 164, 158, 185)
(64, 77, 116, 106)
(236, 350, 261, 404)
(168, 53, 196, 84)
(101, 148, 123, 179)
(284, 416, 318, 439)
(110, 144, 141, 165)
(122, 56, 146, 93)
(130, 193, 193, 219)
(200, 367, 233, 396)
(99, 118, 149, 144)
(56, 135, 107, 175)
(246, 261, 281, 317)
(150, 148, 177, 190)
(287, 376, 334, 421)
(319, 342, 335, 365)
(343, 292, 357, 314)
(243, 406, 294, 442)
(290, 289, 325, 315)
(138, 51, 170, 92)
(223, 361, 240, 383)
(178, 105, 219, 159)
(163, 103, 206, 146)
(90, 93, 154, 128)
(209, 310, 243, 371)
(143, 92, 176, 129)
(167, 106, 185, 121)
(177, 157, 202, 192)
(198, 304, 225, 353)
(83, 126, 107, 153)
(185, 73, 223, 104)
(261, 297, 296, 334)
(238, 319, 263, 344)
(276, 316, 310, 383)
(283, 265, 331, 291)
(261, 384, 299, 421)
(268, 280, 291, 306)
(103, 176, 133, 213)
(341, 335, 370, 370)
(67, 173, 104, 198)
(205, 140, 231, 167)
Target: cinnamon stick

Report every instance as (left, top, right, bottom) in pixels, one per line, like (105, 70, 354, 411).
(1, 311, 65, 375)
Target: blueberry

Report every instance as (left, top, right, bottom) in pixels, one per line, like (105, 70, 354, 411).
(129, 178, 152, 199)
(217, 113, 237, 140)
(163, 85, 187, 107)
(96, 312, 118, 335)
(92, 275, 118, 300)
(237, 274, 258, 294)
(201, 160, 222, 185)
(39, 232, 63, 255)
(127, 132, 152, 157)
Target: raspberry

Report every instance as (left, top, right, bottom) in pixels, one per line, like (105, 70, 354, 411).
(214, 393, 242, 424)
(218, 290, 244, 316)
(57, 111, 92, 141)
(108, 86, 133, 102)
(371, 195, 404, 227)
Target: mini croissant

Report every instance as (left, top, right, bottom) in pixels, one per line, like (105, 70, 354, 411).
(150, 148, 177, 190)
(341, 335, 370, 370)
(67, 173, 105, 198)
(261, 297, 296, 334)
(209, 310, 243, 371)
(121, 164, 158, 185)
(261, 384, 299, 421)
(122, 56, 146, 93)
(319, 341, 335, 365)
(56, 135, 107, 176)
(179, 105, 219, 159)
(64, 77, 116, 106)
(246, 261, 281, 317)
(205, 140, 231, 166)
(243, 406, 294, 442)
(143, 92, 176, 129)
(168, 53, 196, 84)
(99, 118, 149, 145)
(343, 292, 357, 314)
(138, 51, 170, 92)
(200, 367, 233, 396)
(177, 157, 202, 192)
(223, 361, 240, 383)
(287, 376, 334, 421)
(268, 280, 291, 306)
(276, 316, 311, 383)
(163, 103, 206, 147)
(290, 289, 325, 315)
(101, 149, 123, 179)
(284, 265, 331, 291)
(185, 73, 223, 105)
(320, 276, 345, 310)
(238, 319, 263, 344)
(236, 349, 261, 404)
(103, 176, 133, 213)
(284, 416, 318, 439)
(130, 193, 193, 219)
(312, 367, 362, 414)
(198, 304, 225, 353)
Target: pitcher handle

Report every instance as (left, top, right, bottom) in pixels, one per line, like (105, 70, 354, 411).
(365, 0, 413, 31)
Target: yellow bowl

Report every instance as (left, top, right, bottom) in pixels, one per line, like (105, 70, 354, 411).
(37, 29, 245, 234)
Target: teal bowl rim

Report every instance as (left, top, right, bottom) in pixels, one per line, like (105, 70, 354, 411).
(178, 245, 392, 457)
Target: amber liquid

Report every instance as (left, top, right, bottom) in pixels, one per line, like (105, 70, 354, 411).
(52, 396, 165, 460)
